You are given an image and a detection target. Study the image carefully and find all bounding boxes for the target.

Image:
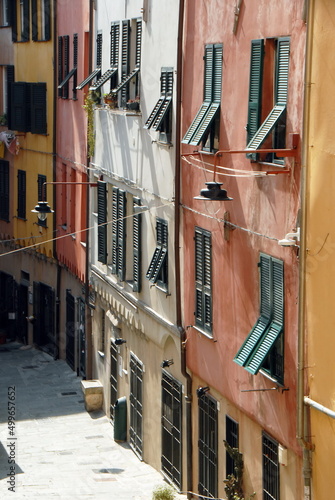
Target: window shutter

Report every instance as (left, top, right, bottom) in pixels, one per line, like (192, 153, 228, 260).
(247, 40, 264, 146)
(32, 0, 38, 41)
(22, 0, 30, 42)
(275, 38, 290, 105)
(212, 44, 223, 103)
(37, 174, 46, 201)
(58, 36, 63, 97)
(43, 0, 51, 41)
(0, 160, 9, 221)
(31, 83, 47, 134)
(63, 35, 70, 99)
(244, 322, 282, 375)
(121, 20, 130, 105)
(110, 22, 120, 67)
(272, 259, 284, 325)
(203, 232, 212, 332)
(72, 34, 78, 98)
(111, 187, 119, 274)
(234, 315, 270, 367)
(259, 254, 271, 319)
(135, 19, 142, 68)
(11, 82, 29, 132)
(189, 102, 220, 146)
(133, 198, 142, 292)
(195, 228, 212, 333)
(96, 32, 103, 67)
(97, 181, 107, 264)
(6, 65, 15, 129)
(17, 170, 26, 219)
(204, 45, 214, 102)
(117, 190, 127, 281)
(11, 1, 17, 42)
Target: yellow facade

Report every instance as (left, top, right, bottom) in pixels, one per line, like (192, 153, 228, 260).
(303, 0, 335, 496)
(13, 0, 54, 257)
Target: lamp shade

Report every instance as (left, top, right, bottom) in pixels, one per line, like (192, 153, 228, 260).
(31, 201, 54, 221)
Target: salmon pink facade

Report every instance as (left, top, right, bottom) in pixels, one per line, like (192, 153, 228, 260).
(181, 1, 306, 498)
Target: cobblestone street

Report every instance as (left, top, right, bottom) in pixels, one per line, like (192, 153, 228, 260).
(0, 343, 186, 500)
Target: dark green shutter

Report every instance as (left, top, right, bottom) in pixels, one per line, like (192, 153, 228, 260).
(246, 39, 264, 156)
(121, 20, 130, 105)
(233, 315, 270, 367)
(212, 44, 223, 103)
(117, 190, 127, 281)
(111, 187, 119, 274)
(0, 160, 9, 221)
(11, 1, 17, 42)
(22, 0, 30, 41)
(44, 0, 51, 41)
(204, 45, 214, 102)
(11, 82, 29, 132)
(31, 83, 47, 134)
(195, 228, 212, 334)
(97, 181, 107, 264)
(6, 66, 14, 128)
(244, 322, 282, 375)
(63, 35, 70, 99)
(133, 198, 142, 292)
(58, 36, 63, 97)
(96, 32, 103, 67)
(72, 34, 78, 98)
(110, 22, 120, 67)
(272, 259, 284, 324)
(259, 254, 271, 318)
(135, 19, 142, 67)
(17, 170, 26, 219)
(32, 0, 38, 41)
(275, 38, 290, 105)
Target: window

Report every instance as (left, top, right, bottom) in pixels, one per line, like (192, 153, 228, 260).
(0, 65, 14, 123)
(20, 0, 30, 42)
(225, 416, 239, 477)
(132, 197, 142, 292)
(97, 180, 107, 264)
(37, 174, 46, 226)
(10, 82, 47, 134)
(146, 218, 168, 290)
(77, 32, 102, 90)
(234, 254, 284, 383)
(182, 43, 222, 150)
(262, 433, 279, 500)
(89, 22, 119, 92)
(194, 227, 212, 336)
(0, 160, 9, 221)
(32, 0, 51, 41)
(111, 18, 142, 107)
(17, 169, 26, 219)
(144, 67, 173, 144)
(58, 34, 78, 100)
(246, 37, 290, 162)
(161, 371, 182, 489)
(129, 352, 143, 459)
(198, 393, 218, 499)
(100, 309, 105, 353)
(110, 338, 118, 420)
(0, 0, 10, 26)
(111, 187, 127, 280)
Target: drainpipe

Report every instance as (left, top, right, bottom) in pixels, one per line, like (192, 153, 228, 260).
(297, 0, 314, 497)
(175, 0, 192, 498)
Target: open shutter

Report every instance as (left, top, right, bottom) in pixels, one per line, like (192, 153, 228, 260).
(234, 315, 270, 367)
(97, 181, 107, 264)
(259, 254, 271, 319)
(247, 40, 264, 147)
(189, 103, 219, 146)
(117, 190, 127, 281)
(11, 1, 17, 42)
(275, 38, 290, 105)
(0, 160, 9, 221)
(6, 66, 15, 129)
(120, 20, 130, 106)
(31, 83, 47, 134)
(272, 259, 284, 325)
(246, 104, 286, 151)
(96, 32, 103, 67)
(111, 187, 119, 274)
(244, 322, 282, 375)
(32, 0, 38, 41)
(133, 198, 142, 292)
(63, 35, 70, 99)
(22, 0, 30, 41)
(110, 22, 120, 67)
(58, 36, 63, 97)
(17, 170, 26, 219)
(11, 82, 29, 132)
(43, 0, 51, 41)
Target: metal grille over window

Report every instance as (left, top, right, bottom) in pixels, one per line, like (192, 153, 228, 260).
(262, 433, 280, 500)
(198, 394, 218, 499)
(182, 44, 222, 146)
(129, 353, 143, 459)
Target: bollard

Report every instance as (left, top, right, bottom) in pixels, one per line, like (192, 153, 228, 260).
(114, 396, 127, 442)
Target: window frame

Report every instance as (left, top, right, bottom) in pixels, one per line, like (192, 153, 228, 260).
(225, 416, 239, 478)
(194, 227, 212, 336)
(198, 393, 218, 499)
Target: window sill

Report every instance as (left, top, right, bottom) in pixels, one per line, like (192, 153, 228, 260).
(259, 368, 284, 387)
(191, 324, 214, 340)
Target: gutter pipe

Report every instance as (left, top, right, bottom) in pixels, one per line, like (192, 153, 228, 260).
(175, 0, 193, 498)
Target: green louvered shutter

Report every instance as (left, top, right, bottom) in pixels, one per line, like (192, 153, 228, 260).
(246, 40, 264, 158)
(97, 181, 107, 264)
(72, 34, 78, 98)
(133, 198, 142, 292)
(96, 32, 103, 67)
(117, 190, 127, 281)
(110, 22, 120, 67)
(195, 228, 212, 334)
(234, 316, 270, 367)
(244, 322, 282, 374)
(58, 36, 63, 97)
(203, 231, 212, 334)
(275, 38, 290, 105)
(43, 0, 51, 41)
(32, 0, 38, 41)
(63, 36, 70, 99)
(6, 66, 14, 129)
(11, 1, 17, 42)
(17, 170, 26, 219)
(111, 187, 119, 274)
(11, 82, 29, 132)
(272, 259, 284, 324)
(259, 254, 271, 319)
(121, 20, 130, 106)
(22, 0, 30, 41)
(31, 83, 47, 134)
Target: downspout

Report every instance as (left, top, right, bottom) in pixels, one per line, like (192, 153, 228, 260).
(175, 0, 192, 498)
(84, 0, 95, 380)
(53, 0, 60, 359)
(297, 0, 314, 497)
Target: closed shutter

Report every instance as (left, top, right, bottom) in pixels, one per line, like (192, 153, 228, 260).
(111, 187, 119, 274)
(63, 35, 70, 99)
(133, 198, 142, 292)
(22, 0, 30, 42)
(204, 45, 214, 102)
(117, 190, 127, 281)
(37, 174, 46, 226)
(247, 40, 264, 146)
(0, 160, 9, 221)
(97, 181, 107, 264)
(195, 228, 212, 334)
(96, 32, 103, 67)
(212, 44, 223, 103)
(58, 36, 63, 97)
(110, 22, 120, 67)
(11, 82, 29, 132)
(32, 0, 38, 41)
(72, 34, 78, 98)
(43, 0, 51, 41)
(17, 170, 26, 219)
(11, 1, 17, 42)
(121, 20, 130, 105)
(6, 65, 14, 128)
(31, 83, 47, 134)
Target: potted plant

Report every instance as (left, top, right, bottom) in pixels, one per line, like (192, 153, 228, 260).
(126, 96, 140, 111)
(90, 89, 101, 104)
(104, 93, 118, 108)
(152, 484, 176, 500)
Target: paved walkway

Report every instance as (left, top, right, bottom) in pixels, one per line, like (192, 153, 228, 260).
(0, 342, 187, 500)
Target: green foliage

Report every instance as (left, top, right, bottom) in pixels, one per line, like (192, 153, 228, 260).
(82, 93, 95, 157)
(152, 484, 176, 500)
(0, 113, 7, 126)
(223, 441, 256, 500)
